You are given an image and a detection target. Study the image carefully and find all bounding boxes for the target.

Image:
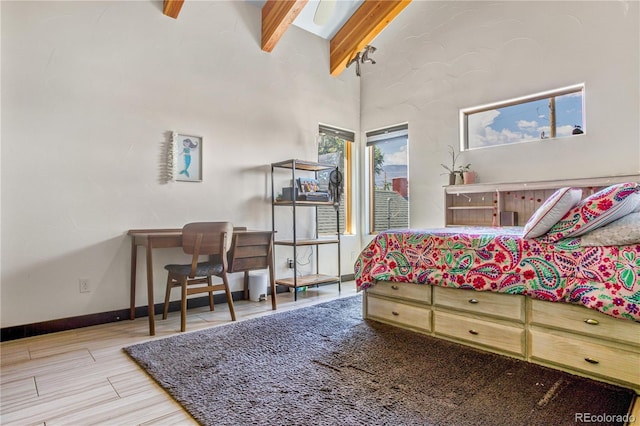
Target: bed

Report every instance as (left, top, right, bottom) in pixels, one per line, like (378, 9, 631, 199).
(355, 182, 640, 392)
(356, 226, 640, 323)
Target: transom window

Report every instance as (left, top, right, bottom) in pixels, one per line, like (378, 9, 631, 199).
(461, 84, 585, 150)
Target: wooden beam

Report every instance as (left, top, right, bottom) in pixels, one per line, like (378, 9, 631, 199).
(261, 0, 308, 52)
(163, 0, 184, 19)
(330, 0, 411, 76)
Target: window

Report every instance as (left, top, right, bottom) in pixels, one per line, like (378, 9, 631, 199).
(317, 125, 353, 235)
(461, 84, 585, 150)
(366, 124, 409, 233)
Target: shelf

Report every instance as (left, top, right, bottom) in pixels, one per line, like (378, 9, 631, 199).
(444, 174, 640, 194)
(447, 206, 494, 210)
(271, 158, 342, 301)
(275, 238, 339, 246)
(271, 159, 334, 172)
(447, 222, 497, 227)
(275, 274, 340, 288)
(444, 174, 640, 228)
(274, 200, 335, 207)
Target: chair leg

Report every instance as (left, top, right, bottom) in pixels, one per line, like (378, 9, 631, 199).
(163, 274, 174, 320)
(180, 277, 188, 332)
(207, 276, 215, 311)
(221, 272, 236, 321)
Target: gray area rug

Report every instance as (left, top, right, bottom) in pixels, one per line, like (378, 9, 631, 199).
(124, 295, 635, 426)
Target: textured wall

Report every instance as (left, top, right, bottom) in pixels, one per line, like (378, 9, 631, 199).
(2, 1, 638, 328)
(360, 1, 640, 229)
(1, 1, 359, 327)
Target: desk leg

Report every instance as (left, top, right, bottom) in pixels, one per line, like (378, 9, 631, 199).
(146, 243, 156, 336)
(130, 239, 137, 320)
(267, 246, 276, 310)
(243, 272, 249, 300)
(269, 265, 276, 310)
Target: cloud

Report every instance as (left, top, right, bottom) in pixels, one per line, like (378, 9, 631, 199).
(557, 124, 575, 137)
(471, 123, 530, 147)
(384, 145, 408, 165)
(517, 120, 538, 130)
(535, 124, 574, 138)
(468, 110, 535, 146)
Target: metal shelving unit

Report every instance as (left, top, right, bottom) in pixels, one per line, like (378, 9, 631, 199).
(271, 159, 341, 300)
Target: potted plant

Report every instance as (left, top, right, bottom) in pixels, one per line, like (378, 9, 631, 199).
(459, 164, 476, 184)
(440, 145, 469, 185)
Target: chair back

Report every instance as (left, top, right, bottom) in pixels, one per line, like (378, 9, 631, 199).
(228, 230, 274, 273)
(182, 222, 233, 256)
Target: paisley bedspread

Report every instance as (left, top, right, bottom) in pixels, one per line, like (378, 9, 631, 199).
(354, 227, 640, 322)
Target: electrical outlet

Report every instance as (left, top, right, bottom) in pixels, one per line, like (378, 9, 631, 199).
(79, 278, 91, 293)
(287, 258, 294, 269)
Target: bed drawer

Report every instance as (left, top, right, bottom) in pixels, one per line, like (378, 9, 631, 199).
(367, 281, 432, 305)
(434, 311, 525, 356)
(530, 330, 640, 386)
(434, 286, 524, 322)
(530, 299, 640, 347)
(366, 294, 432, 333)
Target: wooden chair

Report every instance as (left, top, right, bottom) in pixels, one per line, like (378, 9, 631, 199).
(227, 229, 277, 310)
(162, 222, 236, 332)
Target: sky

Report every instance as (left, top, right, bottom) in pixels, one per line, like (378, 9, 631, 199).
(373, 136, 408, 186)
(467, 91, 584, 148)
(376, 136, 408, 166)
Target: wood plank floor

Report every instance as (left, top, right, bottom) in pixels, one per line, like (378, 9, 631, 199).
(1, 282, 358, 425)
(3, 281, 638, 425)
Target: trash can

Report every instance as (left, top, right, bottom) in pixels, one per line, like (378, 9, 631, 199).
(248, 271, 268, 302)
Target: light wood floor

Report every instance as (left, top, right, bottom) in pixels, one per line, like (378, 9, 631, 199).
(1, 282, 358, 426)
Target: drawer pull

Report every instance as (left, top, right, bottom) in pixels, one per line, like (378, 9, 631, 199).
(391, 311, 399, 316)
(391, 285, 399, 290)
(584, 357, 600, 365)
(584, 318, 599, 325)
(468, 329, 479, 335)
(468, 299, 479, 304)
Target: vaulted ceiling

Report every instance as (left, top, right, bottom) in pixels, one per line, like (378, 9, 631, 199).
(162, 0, 411, 76)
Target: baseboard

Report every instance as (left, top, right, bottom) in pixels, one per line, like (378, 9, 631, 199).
(341, 273, 355, 282)
(1, 286, 289, 342)
(2, 278, 354, 342)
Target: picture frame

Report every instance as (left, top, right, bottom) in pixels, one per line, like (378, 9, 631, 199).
(172, 132, 202, 182)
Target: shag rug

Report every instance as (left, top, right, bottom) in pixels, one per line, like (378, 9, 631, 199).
(124, 295, 635, 426)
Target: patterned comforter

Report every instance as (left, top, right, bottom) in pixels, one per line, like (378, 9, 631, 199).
(354, 227, 640, 322)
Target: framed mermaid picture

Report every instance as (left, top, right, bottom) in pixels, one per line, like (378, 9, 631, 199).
(171, 132, 202, 182)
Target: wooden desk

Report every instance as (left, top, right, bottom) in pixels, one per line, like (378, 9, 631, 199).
(128, 228, 275, 336)
(128, 229, 182, 335)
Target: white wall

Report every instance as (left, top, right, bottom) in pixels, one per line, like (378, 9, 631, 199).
(3, 1, 639, 329)
(1, 1, 360, 327)
(360, 1, 640, 231)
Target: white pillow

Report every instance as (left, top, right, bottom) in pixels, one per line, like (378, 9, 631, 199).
(522, 187, 582, 239)
(580, 212, 640, 246)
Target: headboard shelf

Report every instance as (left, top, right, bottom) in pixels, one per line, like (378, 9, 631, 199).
(444, 174, 640, 227)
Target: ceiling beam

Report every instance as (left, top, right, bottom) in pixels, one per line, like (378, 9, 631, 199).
(163, 0, 184, 19)
(261, 0, 309, 53)
(330, 0, 411, 76)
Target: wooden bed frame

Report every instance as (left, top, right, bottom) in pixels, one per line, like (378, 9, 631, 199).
(363, 281, 640, 393)
(362, 175, 640, 393)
